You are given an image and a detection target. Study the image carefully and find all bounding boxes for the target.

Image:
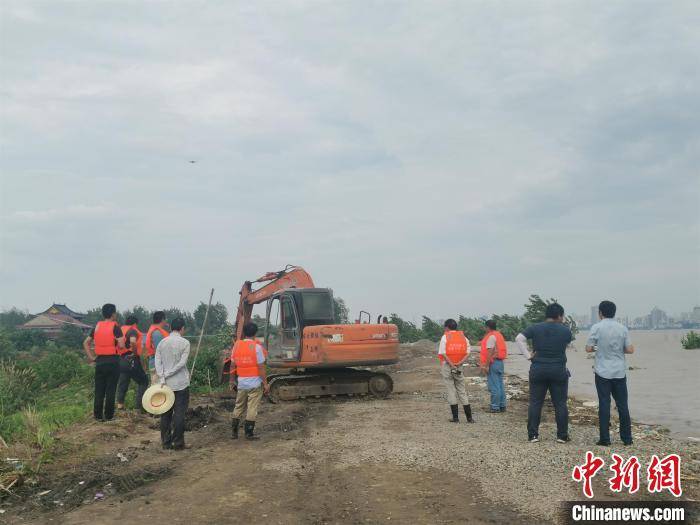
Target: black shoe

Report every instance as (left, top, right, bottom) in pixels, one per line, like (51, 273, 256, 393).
(490, 408, 500, 413)
(464, 404, 474, 423)
(231, 418, 240, 440)
(449, 404, 459, 423)
(596, 440, 611, 446)
(499, 407, 506, 412)
(244, 420, 259, 440)
(162, 443, 172, 450)
(623, 440, 634, 446)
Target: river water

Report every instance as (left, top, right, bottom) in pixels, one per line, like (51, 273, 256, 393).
(503, 329, 700, 439)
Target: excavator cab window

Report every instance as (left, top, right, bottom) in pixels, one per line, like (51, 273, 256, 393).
(265, 294, 300, 361)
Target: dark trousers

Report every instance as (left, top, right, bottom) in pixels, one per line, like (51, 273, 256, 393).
(595, 373, 632, 444)
(116, 354, 149, 409)
(527, 362, 569, 439)
(94, 357, 120, 421)
(161, 388, 189, 449)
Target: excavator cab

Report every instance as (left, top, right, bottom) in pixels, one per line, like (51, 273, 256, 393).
(265, 288, 335, 363)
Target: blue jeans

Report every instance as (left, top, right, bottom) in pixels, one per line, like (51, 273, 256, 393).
(487, 360, 506, 409)
(527, 362, 569, 440)
(595, 373, 632, 444)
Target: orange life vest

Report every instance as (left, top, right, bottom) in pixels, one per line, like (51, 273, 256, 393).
(444, 330, 468, 364)
(231, 339, 260, 378)
(145, 324, 169, 357)
(480, 330, 507, 365)
(120, 324, 143, 356)
(94, 320, 119, 356)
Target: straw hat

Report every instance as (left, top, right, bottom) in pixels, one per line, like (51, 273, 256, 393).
(142, 384, 175, 415)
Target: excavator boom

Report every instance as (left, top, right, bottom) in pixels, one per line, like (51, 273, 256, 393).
(233, 265, 314, 341)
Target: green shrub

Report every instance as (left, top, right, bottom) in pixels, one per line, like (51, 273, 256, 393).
(681, 331, 700, 350)
(33, 350, 91, 389)
(0, 360, 37, 414)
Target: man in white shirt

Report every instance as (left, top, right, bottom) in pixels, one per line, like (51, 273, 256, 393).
(438, 318, 474, 423)
(155, 317, 191, 450)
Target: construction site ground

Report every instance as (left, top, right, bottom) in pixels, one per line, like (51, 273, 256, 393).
(3, 341, 698, 525)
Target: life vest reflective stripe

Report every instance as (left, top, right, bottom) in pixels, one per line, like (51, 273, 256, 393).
(145, 325, 169, 357)
(231, 340, 260, 378)
(480, 330, 507, 365)
(120, 324, 143, 356)
(444, 330, 468, 364)
(94, 320, 119, 356)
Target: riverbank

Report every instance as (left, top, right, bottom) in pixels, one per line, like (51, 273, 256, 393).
(1, 340, 698, 524)
(504, 328, 700, 440)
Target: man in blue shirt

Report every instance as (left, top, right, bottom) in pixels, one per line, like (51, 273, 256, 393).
(515, 303, 572, 443)
(586, 300, 635, 446)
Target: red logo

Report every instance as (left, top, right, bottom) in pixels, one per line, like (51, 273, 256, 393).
(609, 454, 640, 494)
(572, 452, 605, 498)
(647, 454, 682, 497)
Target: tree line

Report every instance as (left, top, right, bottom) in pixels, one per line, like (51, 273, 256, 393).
(388, 294, 578, 343)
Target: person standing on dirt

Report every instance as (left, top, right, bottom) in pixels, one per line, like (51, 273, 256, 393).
(480, 319, 508, 413)
(145, 311, 169, 379)
(585, 300, 635, 446)
(230, 322, 270, 440)
(82, 303, 125, 422)
(155, 317, 191, 450)
(116, 315, 149, 411)
(438, 319, 474, 423)
(515, 303, 572, 443)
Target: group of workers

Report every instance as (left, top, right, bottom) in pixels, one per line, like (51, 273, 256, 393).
(83, 299, 635, 450)
(82, 304, 192, 449)
(82, 303, 269, 448)
(439, 300, 635, 445)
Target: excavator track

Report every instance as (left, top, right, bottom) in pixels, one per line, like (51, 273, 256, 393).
(267, 368, 393, 403)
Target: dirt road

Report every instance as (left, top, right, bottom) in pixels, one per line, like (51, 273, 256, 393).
(5, 342, 699, 524)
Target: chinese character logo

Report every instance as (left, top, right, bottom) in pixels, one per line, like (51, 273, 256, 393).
(647, 454, 682, 497)
(609, 454, 640, 494)
(572, 451, 605, 498)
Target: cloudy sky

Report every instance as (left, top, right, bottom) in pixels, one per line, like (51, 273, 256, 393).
(1, 1, 698, 322)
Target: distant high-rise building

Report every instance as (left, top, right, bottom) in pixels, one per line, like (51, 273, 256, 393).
(692, 306, 700, 323)
(649, 307, 668, 329)
(590, 306, 598, 326)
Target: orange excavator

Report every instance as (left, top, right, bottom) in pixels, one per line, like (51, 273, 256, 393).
(221, 265, 399, 401)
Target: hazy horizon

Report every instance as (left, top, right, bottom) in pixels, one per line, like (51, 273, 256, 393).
(1, 2, 699, 322)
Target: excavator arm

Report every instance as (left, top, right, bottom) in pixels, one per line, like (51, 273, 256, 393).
(220, 265, 314, 383)
(233, 265, 315, 341)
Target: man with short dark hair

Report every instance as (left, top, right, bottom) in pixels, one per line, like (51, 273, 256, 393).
(145, 311, 169, 379)
(230, 322, 269, 440)
(155, 317, 191, 450)
(82, 303, 125, 421)
(516, 303, 572, 443)
(116, 315, 149, 411)
(586, 300, 635, 446)
(438, 318, 474, 423)
(480, 319, 508, 412)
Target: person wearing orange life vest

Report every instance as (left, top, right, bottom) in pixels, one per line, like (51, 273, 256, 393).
(82, 303, 125, 421)
(438, 319, 474, 423)
(480, 319, 508, 413)
(116, 315, 149, 411)
(145, 311, 169, 378)
(230, 322, 269, 440)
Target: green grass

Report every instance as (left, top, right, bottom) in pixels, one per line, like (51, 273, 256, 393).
(0, 381, 91, 444)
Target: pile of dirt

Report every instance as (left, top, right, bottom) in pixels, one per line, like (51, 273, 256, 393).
(185, 405, 217, 431)
(9, 453, 172, 516)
